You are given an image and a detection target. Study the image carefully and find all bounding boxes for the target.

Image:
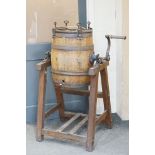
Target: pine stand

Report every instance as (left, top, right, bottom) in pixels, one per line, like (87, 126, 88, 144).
(36, 58, 112, 152)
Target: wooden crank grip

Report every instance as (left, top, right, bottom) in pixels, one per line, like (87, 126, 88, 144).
(105, 35, 126, 40)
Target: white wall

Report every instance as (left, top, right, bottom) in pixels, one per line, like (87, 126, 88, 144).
(87, 0, 129, 120)
(87, 0, 117, 113)
(117, 0, 129, 120)
(26, 0, 78, 43)
(115, 0, 129, 120)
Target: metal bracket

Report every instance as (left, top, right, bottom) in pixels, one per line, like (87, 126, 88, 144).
(89, 53, 100, 64)
(44, 50, 51, 60)
(77, 23, 83, 38)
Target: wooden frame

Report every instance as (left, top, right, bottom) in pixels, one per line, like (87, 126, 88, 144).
(36, 58, 112, 152)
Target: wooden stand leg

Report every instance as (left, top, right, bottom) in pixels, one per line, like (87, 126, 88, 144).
(100, 68, 112, 128)
(36, 68, 47, 141)
(55, 85, 65, 121)
(86, 74, 98, 152)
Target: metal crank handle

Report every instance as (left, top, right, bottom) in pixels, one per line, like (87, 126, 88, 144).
(105, 35, 126, 61)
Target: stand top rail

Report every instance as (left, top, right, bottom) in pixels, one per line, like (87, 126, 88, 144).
(36, 58, 51, 71)
(88, 61, 109, 75)
(36, 58, 108, 75)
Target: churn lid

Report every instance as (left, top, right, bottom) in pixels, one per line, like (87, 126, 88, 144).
(52, 20, 92, 38)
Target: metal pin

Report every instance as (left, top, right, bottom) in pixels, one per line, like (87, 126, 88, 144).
(87, 21, 91, 29)
(64, 20, 69, 27)
(54, 22, 57, 28)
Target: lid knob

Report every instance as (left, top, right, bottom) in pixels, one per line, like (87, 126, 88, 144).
(77, 23, 81, 29)
(87, 21, 91, 29)
(54, 21, 57, 28)
(64, 20, 69, 27)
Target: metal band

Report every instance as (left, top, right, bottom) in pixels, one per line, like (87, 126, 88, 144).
(53, 82, 90, 88)
(52, 45, 94, 51)
(54, 28, 92, 33)
(52, 70, 89, 76)
(53, 32, 92, 38)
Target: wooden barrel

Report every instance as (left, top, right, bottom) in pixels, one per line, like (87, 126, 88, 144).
(51, 26, 93, 88)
